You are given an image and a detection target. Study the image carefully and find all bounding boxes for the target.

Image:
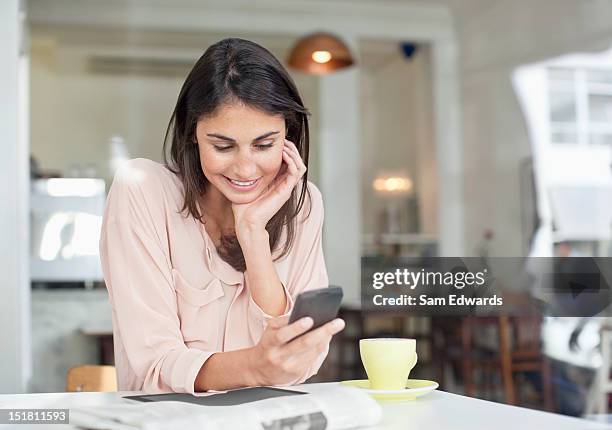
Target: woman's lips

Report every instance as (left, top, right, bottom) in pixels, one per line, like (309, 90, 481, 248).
(224, 176, 261, 191)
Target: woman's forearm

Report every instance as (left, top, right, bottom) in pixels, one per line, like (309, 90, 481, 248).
(238, 227, 287, 316)
(195, 347, 260, 392)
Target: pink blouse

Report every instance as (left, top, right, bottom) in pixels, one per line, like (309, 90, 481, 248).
(99, 158, 329, 394)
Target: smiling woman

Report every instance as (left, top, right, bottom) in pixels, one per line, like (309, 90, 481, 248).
(99, 38, 344, 394)
(197, 104, 286, 211)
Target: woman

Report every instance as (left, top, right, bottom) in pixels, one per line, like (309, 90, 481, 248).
(99, 38, 345, 394)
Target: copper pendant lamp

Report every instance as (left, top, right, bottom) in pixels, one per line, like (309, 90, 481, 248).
(287, 32, 355, 75)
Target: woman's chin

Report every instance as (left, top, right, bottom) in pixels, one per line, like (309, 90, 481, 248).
(222, 188, 262, 205)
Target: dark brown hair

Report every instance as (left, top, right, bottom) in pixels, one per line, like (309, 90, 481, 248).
(163, 38, 311, 271)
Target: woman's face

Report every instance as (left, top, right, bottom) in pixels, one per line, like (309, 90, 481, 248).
(195, 102, 285, 205)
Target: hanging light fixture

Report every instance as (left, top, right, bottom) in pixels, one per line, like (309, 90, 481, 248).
(287, 32, 355, 75)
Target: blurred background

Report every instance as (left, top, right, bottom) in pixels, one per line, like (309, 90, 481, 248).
(2, 0, 612, 419)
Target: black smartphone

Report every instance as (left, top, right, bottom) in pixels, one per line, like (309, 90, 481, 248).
(288, 286, 343, 331)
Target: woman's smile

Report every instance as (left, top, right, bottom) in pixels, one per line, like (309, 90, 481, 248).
(224, 175, 261, 191)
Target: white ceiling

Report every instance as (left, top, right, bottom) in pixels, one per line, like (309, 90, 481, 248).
(28, 0, 458, 67)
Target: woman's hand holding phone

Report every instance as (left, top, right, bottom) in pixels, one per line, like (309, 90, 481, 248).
(232, 139, 306, 241)
(249, 315, 345, 386)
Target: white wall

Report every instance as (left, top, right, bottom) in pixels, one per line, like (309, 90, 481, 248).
(31, 290, 111, 392)
(0, 0, 31, 393)
(360, 44, 437, 239)
(451, 0, 612, 255)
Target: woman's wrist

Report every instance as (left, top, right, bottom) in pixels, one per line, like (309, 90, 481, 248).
(245, 345, 264, 386)
(236, 224, 269, 249)
(195, 347, 263, 391)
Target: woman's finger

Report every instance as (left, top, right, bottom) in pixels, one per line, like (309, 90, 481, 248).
(283, 140, 303, 165)
(283, 140, 300, 160)
(274, 317, 314, 344)
(284, 333, 330, 361)
(284, 318, 345, 355)
(284, 141, 307, 177)
(282, 148, 299, 178)
(284, 139, 302, 156)
(283, 341, 328, 372)
(279, 153, 301, 197)
(283, 145, 305, 182)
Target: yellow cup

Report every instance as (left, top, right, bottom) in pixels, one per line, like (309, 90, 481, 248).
(359, 338, 418, 390)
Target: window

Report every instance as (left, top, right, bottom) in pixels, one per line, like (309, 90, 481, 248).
(547, 67, 612, 146)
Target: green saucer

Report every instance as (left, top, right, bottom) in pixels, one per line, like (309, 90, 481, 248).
(340, 379, 439, 401)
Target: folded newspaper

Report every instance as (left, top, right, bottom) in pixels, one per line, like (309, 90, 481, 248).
(70, 385, 382, 430)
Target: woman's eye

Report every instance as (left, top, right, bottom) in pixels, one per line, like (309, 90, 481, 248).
(213, 145, 233, 152)
(255, 143, 274, 151)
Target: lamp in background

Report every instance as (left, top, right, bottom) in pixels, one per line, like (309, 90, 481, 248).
(372, 175, 415, 235)
(373, 176, 413, 194)
(287, 32, 355, 74)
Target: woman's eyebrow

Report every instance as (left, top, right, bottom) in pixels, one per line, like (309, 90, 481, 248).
(206, 131, 280, 143)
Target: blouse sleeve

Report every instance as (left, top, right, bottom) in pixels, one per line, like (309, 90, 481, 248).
(99, 160, 214, 394)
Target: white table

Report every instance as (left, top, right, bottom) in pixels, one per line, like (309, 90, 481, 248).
(0, 383, 609, 429)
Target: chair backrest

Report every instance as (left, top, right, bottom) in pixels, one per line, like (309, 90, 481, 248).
(66, 365, 117, 392)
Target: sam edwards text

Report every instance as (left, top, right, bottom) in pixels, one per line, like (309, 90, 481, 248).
(373, 294, 503, 307)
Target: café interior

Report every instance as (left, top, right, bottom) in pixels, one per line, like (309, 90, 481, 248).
(3, 0, 612, 420)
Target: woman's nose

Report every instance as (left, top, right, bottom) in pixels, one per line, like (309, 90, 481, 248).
(233, 151, 257, 179)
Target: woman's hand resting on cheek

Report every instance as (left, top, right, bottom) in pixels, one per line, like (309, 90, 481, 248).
(232, 139, 306, 242)
(249, 315, 345, 386)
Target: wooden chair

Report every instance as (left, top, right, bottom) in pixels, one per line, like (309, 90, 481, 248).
(66, 365, 118, 392)
(497, 315, 554, 410)
(438, 316, 554, 410)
